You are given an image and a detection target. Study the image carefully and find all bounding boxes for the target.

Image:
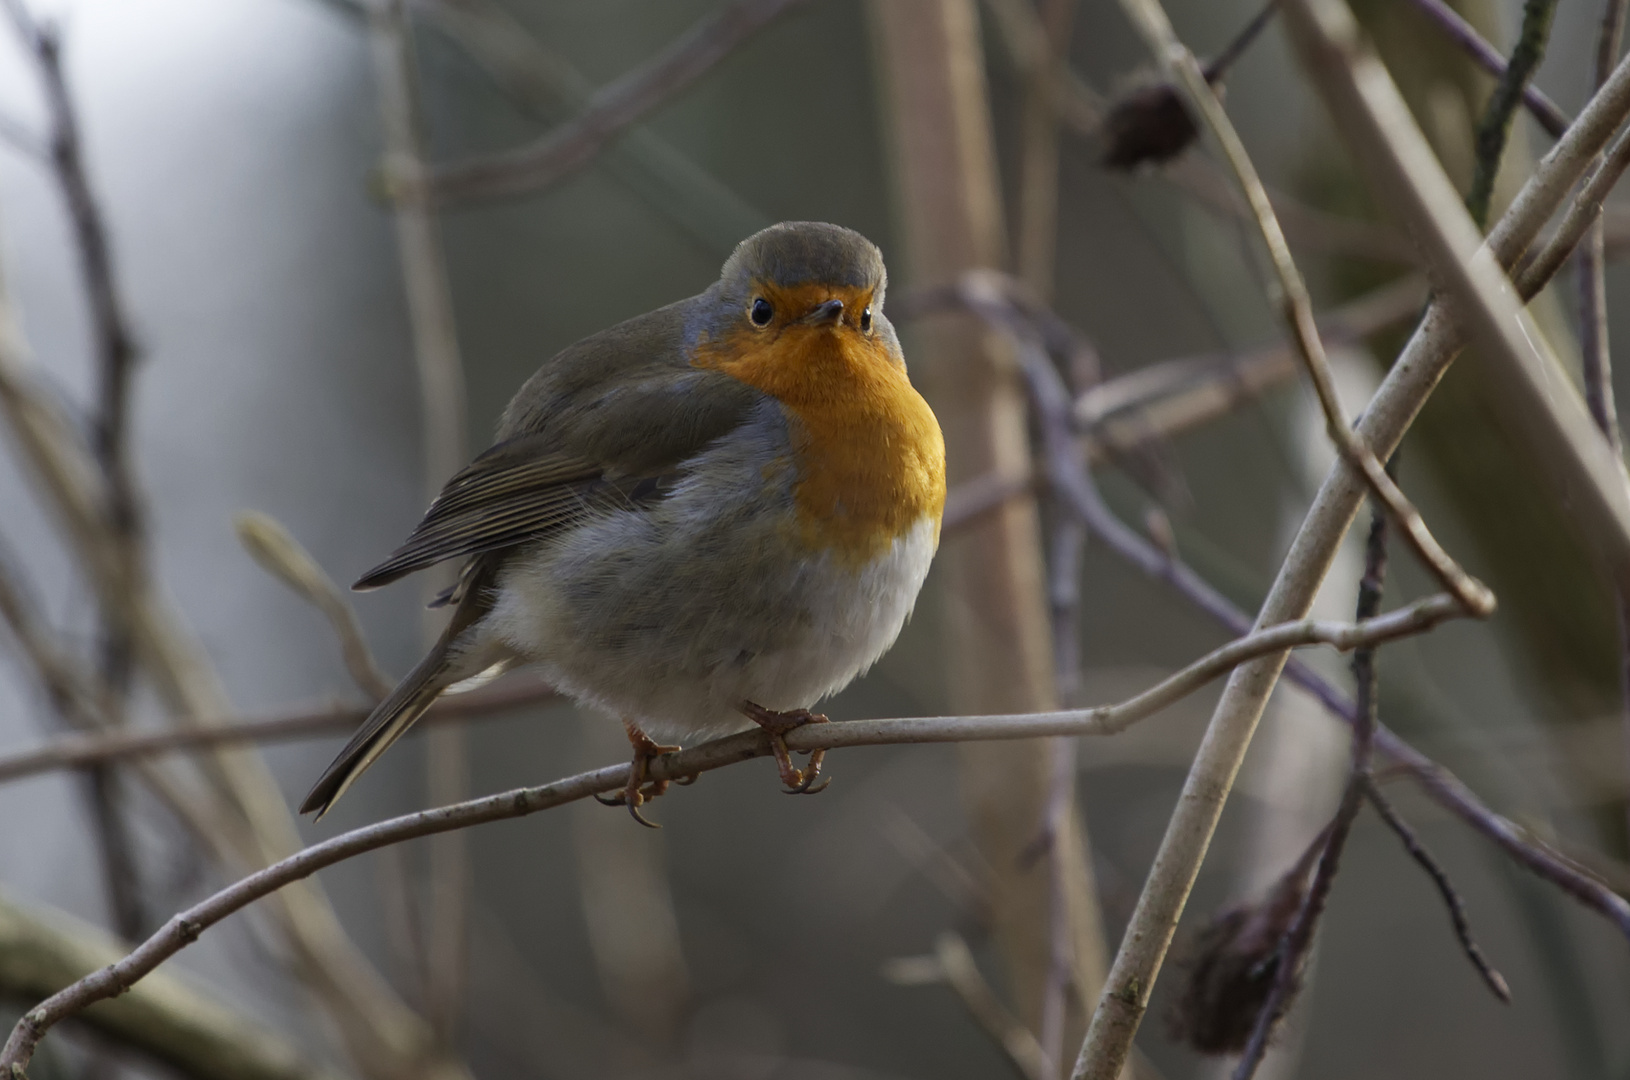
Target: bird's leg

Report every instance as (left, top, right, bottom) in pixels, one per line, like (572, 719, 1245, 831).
(739, 702, 832, 794)
(593, 719, 681, 828)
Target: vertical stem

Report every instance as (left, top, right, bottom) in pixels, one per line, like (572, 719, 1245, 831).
(1015, 0, 1078, 300)
(13, 7, 149, 946)
(1464, 0, 1559, 230)
(367, 0, 469, 1048)
(1231, 495, 1389, 1079)
(1578, 0, 1630, 842)
(868, 0, 1108, 1041)
(1042, 515, 1086, 1078)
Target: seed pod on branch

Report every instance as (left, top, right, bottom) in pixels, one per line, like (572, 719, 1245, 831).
(1167, 829, 1324, 1054)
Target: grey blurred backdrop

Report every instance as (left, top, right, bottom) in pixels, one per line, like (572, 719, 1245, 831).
(1, 0, 1628, 1078)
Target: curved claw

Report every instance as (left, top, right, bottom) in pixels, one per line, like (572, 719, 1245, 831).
(798, 774, 832, 795)
(626, 797, 662, 829)
(594, 791, 623, 807)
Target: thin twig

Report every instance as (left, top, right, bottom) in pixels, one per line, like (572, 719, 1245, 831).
(1072, 22, 1630, 1077)
(1014, 0, 1077, 299)
(411, 0, 772, 254)
(367, 0, 470, 1043)
(0, 597, 1473, 1074)
(1509, 121, 1630, 296)
(235, 512, 393, 701)
(883, 933, 1052, 1080)
(1465, 0, 1558, 230)
(1289, 0, 1630, 578)
(0, 680, 558, 786)
(1233, 492, 1390, 1079)
(1363, 781, 1511, 1003)
(0, 192, 462, 1080)
(1581, 0, 1628, 458)
(917, 271, 1630, 953)
(4, 0, 152, 944)
(1402, 0, 1570, 138)
(1201, 0, 1280, 81)
(1114, 0, 1495, 618)
(1577, 0, 1630, 843)
(1041, 514, 1086, 1079)
(429, 0, 812, 204)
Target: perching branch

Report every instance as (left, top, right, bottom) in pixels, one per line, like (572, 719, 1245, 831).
(429, 0, 813, 204)
(0, 598, 1470, 1074)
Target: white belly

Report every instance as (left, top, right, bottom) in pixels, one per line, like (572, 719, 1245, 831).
(476, 424, 939, 742)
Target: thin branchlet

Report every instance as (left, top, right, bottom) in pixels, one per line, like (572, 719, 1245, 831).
(1466, 0, 1560, 228)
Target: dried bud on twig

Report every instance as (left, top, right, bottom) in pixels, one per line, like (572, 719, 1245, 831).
(1100, 0, 1279, 170)
(1100, 79, 1199, 170)
(1168, 831, 1323, 1054)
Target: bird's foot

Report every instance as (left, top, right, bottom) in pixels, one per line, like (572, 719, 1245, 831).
(594, 721, 682, 828)
(739, 702, 832, 794)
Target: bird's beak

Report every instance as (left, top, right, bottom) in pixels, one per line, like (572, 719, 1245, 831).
(802, 299, 845, 326)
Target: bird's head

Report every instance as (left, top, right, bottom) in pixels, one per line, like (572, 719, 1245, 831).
(693, 223, 903, 391)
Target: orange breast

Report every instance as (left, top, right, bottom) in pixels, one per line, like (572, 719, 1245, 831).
(693, 305, 946, 568)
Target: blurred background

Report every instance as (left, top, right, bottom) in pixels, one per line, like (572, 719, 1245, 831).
(0, 0, 1628, 1078)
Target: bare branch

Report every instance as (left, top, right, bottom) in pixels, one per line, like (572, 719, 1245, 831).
(1233, 491, 1391, 1079)
(1114, 0, 1494, 618)
(1071, 13, 1630, 1075)
(366, 0, 472, 1042)
(236, 512, 393, 701)
(1363, 781, 1511, 1004)
(411, 0, 771, 254)
(1513, 120, 1630, 300)
(0, 889, 348, 1080)
(1580, 0, 1628, 462)
(1464, 0, 1558, 230)
(429, 0, 813, 204)
(0, 680, 558, 786)
(0, 596, 1469, 1073)
(884, 933, 1052, 1080)
(921, 269, 1630, 958)
(1402, 0, 1570, 138)
(1289, 0, 1630, 577)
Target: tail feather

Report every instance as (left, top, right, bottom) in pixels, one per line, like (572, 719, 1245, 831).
(300, 647, 452, 818)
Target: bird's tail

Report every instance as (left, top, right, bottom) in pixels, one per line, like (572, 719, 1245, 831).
(300, 645, 454, 818)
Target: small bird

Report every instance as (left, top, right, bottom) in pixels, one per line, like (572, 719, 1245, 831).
(300, 222, 946, 824)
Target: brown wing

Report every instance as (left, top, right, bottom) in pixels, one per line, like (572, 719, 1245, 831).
(354, 299, 765, 593)
(352, 435, 607, 590)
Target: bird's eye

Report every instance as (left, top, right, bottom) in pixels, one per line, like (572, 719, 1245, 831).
(860, 307, 873, 333)
(750, 298, 773, 326)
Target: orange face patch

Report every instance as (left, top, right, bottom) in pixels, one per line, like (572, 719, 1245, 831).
(692, 282, 946, 567)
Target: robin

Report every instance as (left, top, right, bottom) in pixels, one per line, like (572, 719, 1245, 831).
(300, 222, 946, 825)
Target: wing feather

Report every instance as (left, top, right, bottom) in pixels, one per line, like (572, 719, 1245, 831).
(352, 299, 766, 593)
